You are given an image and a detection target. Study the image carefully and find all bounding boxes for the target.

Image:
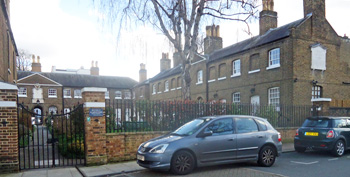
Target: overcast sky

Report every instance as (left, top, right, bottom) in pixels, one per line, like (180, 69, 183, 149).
(10, 0, 350, 82)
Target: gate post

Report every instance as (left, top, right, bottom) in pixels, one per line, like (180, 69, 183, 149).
(0, 82, 19, 173)
(82, 87, 107, 166)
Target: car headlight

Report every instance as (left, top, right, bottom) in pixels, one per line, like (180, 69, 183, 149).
(149, 144, 169, 153)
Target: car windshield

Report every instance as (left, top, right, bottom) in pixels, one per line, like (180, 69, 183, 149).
(302, 118, 331, 128)
(171, 118, 210, 136)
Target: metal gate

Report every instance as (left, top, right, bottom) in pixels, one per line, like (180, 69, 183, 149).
(17, 104, 85, 170)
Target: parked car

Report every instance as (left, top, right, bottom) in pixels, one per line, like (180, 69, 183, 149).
(137, 115, 282, 175)
(294, 116, 350, 156)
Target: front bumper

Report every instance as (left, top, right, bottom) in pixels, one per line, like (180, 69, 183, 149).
(294, 137, 335, 151)
(136, 152, 171, 170)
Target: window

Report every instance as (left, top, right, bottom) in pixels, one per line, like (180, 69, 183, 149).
(232, 59, 241, 77)
(218, 64, 226, 80)
(171, 78, 176, 90)
(74, 89, 82, 98)
(157, 83, 162, 93)
(255, 119, 267, 131)
(236, 118, 259, 134)
(208, 66, 216, 82)
(18, 87, 27, 97)
(312, 85, 322, 99)
(268, 87, 280, 106)
(48, 88, 57, 98)
(232, 92, 240, 103)
(249, 54, 260, 73)
(105, 91, 110, 99)
(140, 88, 144, 98)
(64, 108, 70, 118)
(197, 70, 203, 84)
(204, 118, 233, 136)
(124, 91, 131, 99)
(177, 77, 181, 89)
(63, 89, 71, 98)
(267, 48, 280, 69)
(334, 119, 347, 128)
(164, 81, 169, 92)
(48, 106, 57, 115)
(115, 91, 122, 99)
(152, 84, 156, 94)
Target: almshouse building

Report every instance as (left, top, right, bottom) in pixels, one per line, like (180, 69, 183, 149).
(17, 60, 137, 117)
(134, 0, 350, 106)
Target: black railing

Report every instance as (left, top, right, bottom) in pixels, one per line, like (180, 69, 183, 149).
(105, 100, 313, 133)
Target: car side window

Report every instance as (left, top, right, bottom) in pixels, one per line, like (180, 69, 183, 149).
(204, 118, 233, 136)
(334, 119, 347, 128)
(347, 119, 350, 128)
(255, 119, 267, 131)
(236, 118, 259, 134)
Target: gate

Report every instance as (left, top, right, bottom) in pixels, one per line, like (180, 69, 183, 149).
(17, 104, 85, 170)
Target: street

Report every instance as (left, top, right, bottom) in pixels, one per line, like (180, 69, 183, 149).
(112, 151, 350, 177)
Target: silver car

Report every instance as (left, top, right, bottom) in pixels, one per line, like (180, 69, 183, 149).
(137, 115, 282, 175)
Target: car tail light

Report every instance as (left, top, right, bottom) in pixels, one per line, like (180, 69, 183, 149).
(326, 130, 334, 138)
(295, 129, 299, 136)
(278, 132, 282, 142)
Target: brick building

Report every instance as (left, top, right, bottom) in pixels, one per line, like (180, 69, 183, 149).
(17, 61, 137, 117)
(134, 0, 350, 106)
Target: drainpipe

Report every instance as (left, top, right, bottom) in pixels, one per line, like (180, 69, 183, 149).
(62, 86, 65, 113)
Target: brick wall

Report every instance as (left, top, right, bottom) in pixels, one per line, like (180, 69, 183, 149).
(276, 128, 297, 141)
(106, 132, 168, 162)
(0, 88, 19, 173)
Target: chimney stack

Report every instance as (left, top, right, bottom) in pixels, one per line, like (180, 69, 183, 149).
(160, 53, 171, 72)
(139, 63, 147, 82)
(259, 0, 277, 35)
(31, 55, 42, 72)
(303, 0, 325, 18)
(90, 60, 99, 76)
(204, 25, 223, 54)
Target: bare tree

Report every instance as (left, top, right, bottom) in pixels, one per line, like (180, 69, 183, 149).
(17, 49, 32, 71)
(96, 0, 259, 100)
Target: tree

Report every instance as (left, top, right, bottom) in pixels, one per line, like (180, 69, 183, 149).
(96, 0, 259, 100)
(17, 49, 32, 71)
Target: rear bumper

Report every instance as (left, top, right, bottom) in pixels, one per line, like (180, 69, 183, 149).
(294, 137, 335, 151)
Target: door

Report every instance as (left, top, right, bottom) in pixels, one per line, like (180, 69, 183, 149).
(236, 117, 266, 159)
(196, 118, 236, 163)
(250, 96, 260, 115)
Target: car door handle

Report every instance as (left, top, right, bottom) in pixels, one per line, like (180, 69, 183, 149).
(228, 138, 235, 141)
(257, 136, 264, 138)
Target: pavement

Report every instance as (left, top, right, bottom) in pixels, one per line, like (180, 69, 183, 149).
(0, 143, 294, 177)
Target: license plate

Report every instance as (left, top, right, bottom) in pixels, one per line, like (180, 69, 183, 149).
(305, 132, 318, 136)
(137, 154, 145, 161)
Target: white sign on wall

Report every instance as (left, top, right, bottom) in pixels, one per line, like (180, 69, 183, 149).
(311, 43, 327, 71)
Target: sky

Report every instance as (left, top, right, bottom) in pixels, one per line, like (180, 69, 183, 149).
(10, 0, 350, 82)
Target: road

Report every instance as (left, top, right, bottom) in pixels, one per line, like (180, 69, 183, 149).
(112, 151, 350, 177)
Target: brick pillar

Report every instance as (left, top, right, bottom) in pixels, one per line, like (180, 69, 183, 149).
(0, 82, 19, 173)
(82, 87, 107, 165)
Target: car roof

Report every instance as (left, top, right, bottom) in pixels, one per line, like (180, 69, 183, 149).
(197, 115, 267, 121)
(308, 116, 350, 120)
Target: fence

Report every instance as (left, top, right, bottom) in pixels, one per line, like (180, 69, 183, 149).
(105, 100, 313, 133)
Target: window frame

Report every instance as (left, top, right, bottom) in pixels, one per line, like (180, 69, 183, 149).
(124, 91, 131, 99)
(18, 87, 27, 97)
(157, 82, 162, 94)
(268, 87, 280, 106)
(218, 63, 227, 80)
(235, 118, 259, 134)
(164, 80, 169, 92)
(63, 89, 71, 98)
(312, 85, 322, 99)
(231, 59, 241, 77)
(152, 84, 156, 94)
(115, 91, 122, 99)
(105, 91, 110, 99)
(197, 70, 203, 84)
(208, 66, 216, 82)
(267, 48, 280, 70)
(203, 118, 234, 136)
(74, 89, 82, 98)
(232, 92, 241, 103)
(48, 88, 57, 98)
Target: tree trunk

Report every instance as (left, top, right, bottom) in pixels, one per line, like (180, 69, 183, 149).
(182, 63, 192, 100)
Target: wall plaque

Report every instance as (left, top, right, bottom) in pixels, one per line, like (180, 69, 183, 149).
(89, 108, 103, 117)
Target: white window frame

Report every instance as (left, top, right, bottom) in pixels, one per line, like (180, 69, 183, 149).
(312, 85, 322, 99)
(267, 48, 280, 70)
(152, 84, 156, 94)
(124, 91, 131, 99)
(115, 91, 122, 99)
(268, 87, 280, 106)
(197, 70, 203, 84)
(63, 89, 71, 98)
(105, 91, 110, 99)
(48, 88, 57, 98)
(74, 89, 82, 98)
(18, 87, 27, 97)
(233, 92, 241, 103)
(164, 81, 169, 92)
(231, 59, 241, 77)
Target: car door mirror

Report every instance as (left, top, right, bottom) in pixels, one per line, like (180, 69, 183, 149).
(202, 130, 213, 137)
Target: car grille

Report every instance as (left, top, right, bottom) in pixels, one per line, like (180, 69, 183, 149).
(140, 146, 152, 153)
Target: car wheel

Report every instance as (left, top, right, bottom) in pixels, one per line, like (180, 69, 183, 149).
(332, 140, 345, 157)
(171, 150, 195, 175)
(258, 146, 276, 167)
(295, 147, 306, 153)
